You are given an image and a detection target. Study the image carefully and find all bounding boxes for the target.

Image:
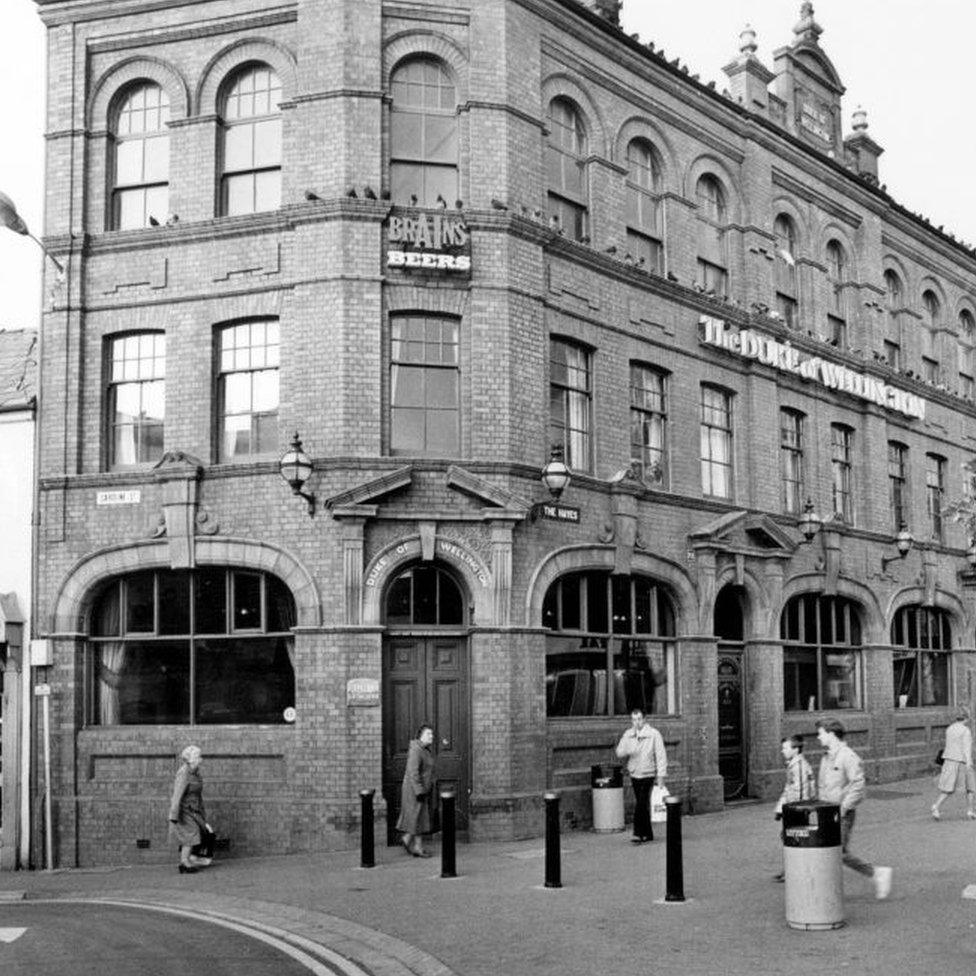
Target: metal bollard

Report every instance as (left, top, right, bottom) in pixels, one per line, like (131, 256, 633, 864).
(360, 789, 375, 869)
(440, 791, 457, 878)
(544, 792, 562, 889)
(664, 796, 684, 902)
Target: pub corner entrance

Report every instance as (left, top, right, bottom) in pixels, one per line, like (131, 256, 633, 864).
(715, 584, 748, 801)
(380, 563, 471, 845)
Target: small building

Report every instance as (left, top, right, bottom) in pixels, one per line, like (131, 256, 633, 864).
(30, 0, 976, 867)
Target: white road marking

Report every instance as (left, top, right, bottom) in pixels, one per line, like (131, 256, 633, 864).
(0, 928, 27, 943)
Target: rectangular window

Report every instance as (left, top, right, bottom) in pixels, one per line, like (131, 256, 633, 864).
(883, 340, 901, 371)
(926, 454, 945, 542)
(696, 258, 728, 296)
(888, 442, 908, 531)
(827, 314, 847, 349)
(892, 607, 951, 707)
(629, 364, 667, 487)
(700, 386, 733, 499)
(625, 229, 664, 274)
(830, 424, 853, 522)
(922, 357, 940, 385)
(106, 332, 165, 469)
(549, 339, 592, 472)
(390, 314, 460, 456)
(780, 409, 804, 514)
(776, 293, 798, 329)
(548, 193, 587, 242)
(217, 320, 280, 461)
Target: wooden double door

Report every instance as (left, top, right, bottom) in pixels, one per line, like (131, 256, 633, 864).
(382, 635, 469, 843)
(717, 646, 747, 800)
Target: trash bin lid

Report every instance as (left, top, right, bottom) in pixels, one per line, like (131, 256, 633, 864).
(781, 800, 841, 847)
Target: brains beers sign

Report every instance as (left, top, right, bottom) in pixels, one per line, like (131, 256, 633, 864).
(386, 210, 471, 273)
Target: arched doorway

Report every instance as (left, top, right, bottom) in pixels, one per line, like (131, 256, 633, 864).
(381, 563, 470, 843)
(715, 584, 747, 800)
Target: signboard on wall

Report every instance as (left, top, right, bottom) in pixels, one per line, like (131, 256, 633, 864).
(699, 316, 926, 420)
(386, 210, 471, 274)
(346, 678, 380, 708)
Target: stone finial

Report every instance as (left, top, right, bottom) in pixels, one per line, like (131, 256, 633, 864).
(794, 1, 823, 43)
(739, 24, 758, 56)
(851, 105, 868, 131)
(581, 0, 622, 26)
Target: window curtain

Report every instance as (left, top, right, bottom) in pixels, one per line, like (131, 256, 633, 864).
(97, 642, 127, 725)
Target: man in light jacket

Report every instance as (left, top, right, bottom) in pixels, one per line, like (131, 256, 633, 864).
(615, 708, 667, 843)
(816, 718, 892, 899)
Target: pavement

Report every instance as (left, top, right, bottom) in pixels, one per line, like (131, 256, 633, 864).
(2, 774, 975, 976)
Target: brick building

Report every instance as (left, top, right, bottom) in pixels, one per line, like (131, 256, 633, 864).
(31, 0, 976, 867)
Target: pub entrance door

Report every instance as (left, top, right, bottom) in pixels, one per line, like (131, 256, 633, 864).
(382, 635, 469, 843)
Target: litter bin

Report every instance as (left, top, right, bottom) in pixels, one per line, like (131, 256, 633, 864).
(591, 764, 624, 832)
(782, 800, 844, 930)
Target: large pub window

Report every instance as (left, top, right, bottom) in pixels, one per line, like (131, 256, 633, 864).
(891, 605, 951, 708)
(89, 568, 296, 725)
(542, 571, 676, 717)
(781, 593, 862, 711)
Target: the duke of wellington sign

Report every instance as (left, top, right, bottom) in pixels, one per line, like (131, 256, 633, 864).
(700, 316, 926, 420)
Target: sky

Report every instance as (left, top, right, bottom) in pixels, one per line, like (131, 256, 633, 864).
(2, 1, 974, 332)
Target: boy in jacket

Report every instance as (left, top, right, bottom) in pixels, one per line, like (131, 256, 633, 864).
(615, 708, 667, 843)
(772, 734, 816, 881)
(816, 718, 892, 899)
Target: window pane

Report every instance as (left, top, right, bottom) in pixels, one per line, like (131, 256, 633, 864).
(115, 140, 144, 185)
(194, 568, 227, 633)
(784, 646, 817, 711)
(426, 369, 458, 408)
(125, 572, 155, 633)
(158, 572, 190, 635)
(391, 408, 425, 453)
(545, 635, 606, 717)
(612, 638, 668, 715)
(92, 582, 121, 637)
(391, 111, 424, 158)
(413, 565, 438, 624)
(116, 189, 145, 230)
(143, 135, 169, 182)
(426, 409, 458, 454)
(223, 370, 252, 414)
(224, 174, 254, 216)
(424, 115, 457, 163)
(253, 118, 281, 167)
(145, 185, 168, 224)
(195, 637, 294, 724)
(233, 572, 262, 630)
(391, 364, 426, 408)
(266, 575, 296, 632)
(99, 640, 190, 725)
(254, 170, 281, 211)
(586, 574, 608, 632)
(224, 123, 254, 171)
(252, 370, 279, 412)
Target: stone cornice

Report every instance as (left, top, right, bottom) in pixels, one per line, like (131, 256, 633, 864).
(771, 168, 863, 229)
(383, 2, 470, 26)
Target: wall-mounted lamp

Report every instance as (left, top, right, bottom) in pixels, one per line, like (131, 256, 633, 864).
(797, 498, 822, 542)
(881, 523, 914, 570)
(278, 432, 315, 516)
(0, 190, 65, 274)
(541, 445, 571, 500)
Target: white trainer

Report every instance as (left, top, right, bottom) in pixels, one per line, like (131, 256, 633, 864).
(874, 866, 892, 900)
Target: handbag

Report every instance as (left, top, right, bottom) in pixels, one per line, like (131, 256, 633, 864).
(650, 784, 671, 823)
(935, 749, 945, 767)
(193, 823, 217, 859)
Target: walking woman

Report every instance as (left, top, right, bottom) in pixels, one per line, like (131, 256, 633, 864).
(168, 745, 213, 873)
(397, 724, 436, 857)
(931, 707, 976, 820)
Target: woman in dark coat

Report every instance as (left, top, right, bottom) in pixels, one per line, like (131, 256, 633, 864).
(396, 724, 436, 857)
(168, 745, 212, 873)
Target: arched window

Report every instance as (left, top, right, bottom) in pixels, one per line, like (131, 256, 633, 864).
(105, 331, 165, 469)
(625, 138, 663, 271)
(781, 593, 862, 711)
(216, 319, 280, 461)
(110, 83, 170, 230)
(825, 239, 846, 347)
(219, 64, 282, 216)
(695, 174, 727, 294)
(542, 571, 676, 716)
(891, 605, 951, 707)
(921, 290, 941, 383)
(546, 98, 588, 241)
(89, 567, 296, 725)
(958, 309, 975, 398)
(389, 58, 458, 207)
(385, 564, 464, 625)
(773, 214, 798, 327)
(883, 270, 903, 369)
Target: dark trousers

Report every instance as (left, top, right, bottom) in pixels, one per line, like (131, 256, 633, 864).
(631, 776, 656, 840)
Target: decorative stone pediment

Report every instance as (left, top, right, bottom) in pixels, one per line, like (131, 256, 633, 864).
(445, 465, 531, 517)
(152, 451, 207, 568)
(325, 466, 413, 514)
(689, 511, 798, 557)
